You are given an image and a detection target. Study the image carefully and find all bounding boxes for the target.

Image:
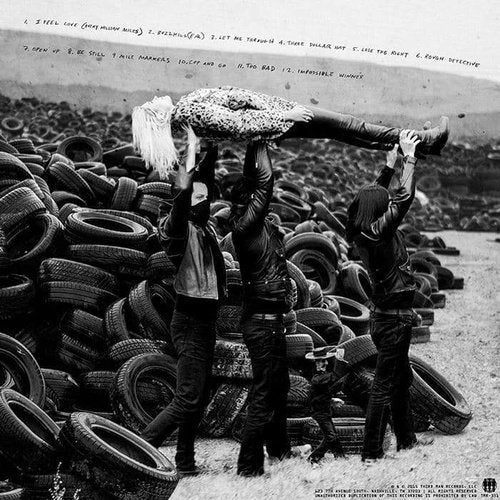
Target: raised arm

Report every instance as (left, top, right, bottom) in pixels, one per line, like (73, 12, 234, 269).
(232, 142, 274, 236)
(196, 142, 218, 190)
(369, 131, 420, 238)
(158, 129, 198, 266)
(375, 144, 398, 188)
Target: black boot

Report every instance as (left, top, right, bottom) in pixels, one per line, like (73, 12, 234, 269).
(331, 439, 346, 459)
(414, 116, 450, 155)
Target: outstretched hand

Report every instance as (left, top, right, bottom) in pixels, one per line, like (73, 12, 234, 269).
(284, 105, 314, 123)
(399, 129, 421, 157)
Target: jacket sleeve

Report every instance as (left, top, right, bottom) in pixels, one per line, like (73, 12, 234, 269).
(232, 143, 274, 236)
(157, 188, 191, 269)
(368, 156, 417, 239)
(374, 165, 395, 189)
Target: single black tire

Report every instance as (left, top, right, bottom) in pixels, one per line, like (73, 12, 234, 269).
(39, 258, 120, 294)
(65, 244, 148, 272)
(199, 383, 249, 438)
(0, 275, 35, 321)
(59, 309, 105, 347)
(0, 388, 60, 473)
(40, 281, 118, 313)
(295, 307, 341, 337)
(128, 281, 175, 343)
(110, 353, 177, 433)
(435, 265, 455, 290)
(287, 260, 311, 309)
(333, 296, 370, 336)
(286, 334, 314, 360)
(65, 211, 148, 249)
(411, 326, 431, 344)
(287, 374, 311, 418)
(413, 308, 434, 326)
(47, 162, 95, 203)
(339, 263, 373, 306)
(313, 201, 345, 234)
(41, 369, 79, 412)
(56, 136, 103, 163)
(111, 177, 138, 211)
(285, 232, 339, 268)
(58, 412, 178, 499)
(290, 249, 337, 295)
(335, 335, 378, 367)
(6, 214, 64, 271)
(409, 355, 472, 434)
(108, 339, 170, 367)
(0, 187, 46, 234)
(0, 333, 45, 407)
(296, 322, 327, 348)
(18, 472, 111, 500)
(79, 371, 116, 408)
(56, 334, 102, 373)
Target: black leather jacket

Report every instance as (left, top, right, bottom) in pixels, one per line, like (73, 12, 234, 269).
(230, 143, 293, 314)
(353, 156, 417, 309)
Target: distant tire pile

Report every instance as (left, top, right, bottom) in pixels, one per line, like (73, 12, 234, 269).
(0, 97, 473, 485)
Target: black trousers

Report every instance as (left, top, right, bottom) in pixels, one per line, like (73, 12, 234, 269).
(140, 309, 216, 470)
(237, 316, 291, 475)
(280, 107, 400, 151)
(362, 311, 417, 460)
(309, 414, 342, 462)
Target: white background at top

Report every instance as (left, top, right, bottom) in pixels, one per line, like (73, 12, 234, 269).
(1, 0, 499, 82)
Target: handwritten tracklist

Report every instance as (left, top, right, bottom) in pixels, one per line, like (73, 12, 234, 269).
(23, 17, 482, 70)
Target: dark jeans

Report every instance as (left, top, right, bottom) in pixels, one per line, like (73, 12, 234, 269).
(309, 414, 342, 462)
(140, 309, 216, 470)
(237, 316, 291, 475)
(362, 311, 417, 460)
(281, 107, 400, 151)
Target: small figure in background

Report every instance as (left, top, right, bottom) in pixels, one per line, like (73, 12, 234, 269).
(305, 347, 348, 465)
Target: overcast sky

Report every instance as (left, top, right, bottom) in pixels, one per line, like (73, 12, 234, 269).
(2, 0, 498, 82)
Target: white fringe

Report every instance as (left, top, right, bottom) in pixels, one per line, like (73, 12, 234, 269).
(132, 97, 178, 179)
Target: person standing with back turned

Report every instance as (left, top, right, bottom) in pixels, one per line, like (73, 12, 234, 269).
(229, 142, 295, 477)
(345, 130, 434, 463)
(140, 128, 226, 476)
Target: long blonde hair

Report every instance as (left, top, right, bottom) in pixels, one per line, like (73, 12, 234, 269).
(132, 96, 178, 178)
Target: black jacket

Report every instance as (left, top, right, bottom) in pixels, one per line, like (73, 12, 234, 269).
(230, 143, 293, 314)
(157, 147, 226, 306)
(310, 371, 341, 417)
(353, 156, 417, 309)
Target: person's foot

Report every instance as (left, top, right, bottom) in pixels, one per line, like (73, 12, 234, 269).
(397, 436, 434, 451)
(237, 468, 265, 478)
(177, 467, 201, 478)
(415, 116, 450, 155)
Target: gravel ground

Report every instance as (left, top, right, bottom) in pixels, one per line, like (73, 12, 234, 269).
(161, 231, 500, 500)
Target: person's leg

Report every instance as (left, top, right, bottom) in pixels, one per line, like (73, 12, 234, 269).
(263, 317, 291, 460)
(308, 415, 336, 463)
(390, 314, 418, 450)
(361, 313, 401, 460)
(280, 107, 400, 149)
(141, 311, 216, 470)
(281, 107, 449, 155)
(237, 318, 275, 476)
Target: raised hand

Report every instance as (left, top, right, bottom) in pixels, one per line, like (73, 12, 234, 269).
(399, 129, 421, 157)
(284, 105, 314, 123)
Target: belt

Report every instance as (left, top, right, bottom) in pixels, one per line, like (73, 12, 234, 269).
(372, 307, 413, 315)
(249, 312, 285, 321)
